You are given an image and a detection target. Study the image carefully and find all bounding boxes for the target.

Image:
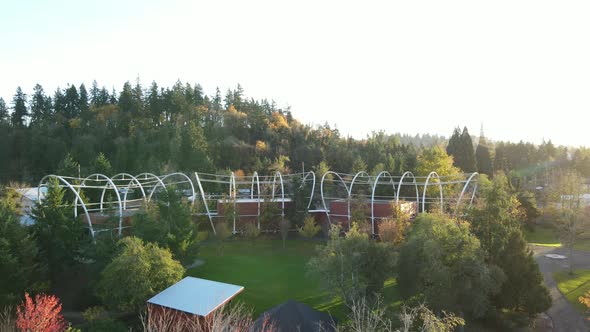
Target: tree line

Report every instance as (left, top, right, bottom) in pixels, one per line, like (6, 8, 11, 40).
(1, 81, 589, 186)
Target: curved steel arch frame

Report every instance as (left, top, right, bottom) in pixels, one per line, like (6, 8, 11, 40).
(271, 171, 286, 224)
(455, 172, 479, 213)
(102, 173, 147, 210)
(396, 171, 420, 207)
(370, 171, 396, 235)
(39, 175, 96, 238)
(422, 171, 443, 214)
(136, 173, 167, 201)
(348, 171, 371, 229)
(74, 173, 124, 236)
(251, 171, 262, 229)
(301, 171, 316, 210)
(194, 172, 217, 235)
(320, 171, 350, 228)
(147, 172, 196, 206)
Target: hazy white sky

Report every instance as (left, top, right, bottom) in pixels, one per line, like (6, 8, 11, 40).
(1, 0, 589, 146)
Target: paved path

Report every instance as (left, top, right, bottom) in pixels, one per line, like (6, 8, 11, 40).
(530, 245, 590, 332)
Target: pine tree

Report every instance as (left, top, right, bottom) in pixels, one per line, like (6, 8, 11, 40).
(476, 126, 493, 175)
(11, 87, 28, 127)
(53, 88, 65, 121)
(30, 84, 50, 126)
(0, 98, 8, 124)
(63, 85, 80, 119)
(147, 81, 162, 125)
(459, 127, 477, 172)
(446, 127, 461, 159)
(447, 127, 476, 172)
(79, 83, 91, 126)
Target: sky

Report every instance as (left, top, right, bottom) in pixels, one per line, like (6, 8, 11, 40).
(1, 0, 589, 147)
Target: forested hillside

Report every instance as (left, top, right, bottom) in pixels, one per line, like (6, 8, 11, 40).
(1, 80, 589, 184)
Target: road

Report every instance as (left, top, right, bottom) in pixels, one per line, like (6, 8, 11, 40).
(531, 245, 590, 332)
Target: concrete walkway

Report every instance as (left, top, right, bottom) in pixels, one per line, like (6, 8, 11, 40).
(530, 245, 590, 332)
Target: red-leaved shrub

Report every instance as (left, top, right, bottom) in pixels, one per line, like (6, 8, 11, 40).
(16, 293, 67, 332)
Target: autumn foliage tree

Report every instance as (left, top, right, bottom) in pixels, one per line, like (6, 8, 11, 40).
(16, 293, 68, 332)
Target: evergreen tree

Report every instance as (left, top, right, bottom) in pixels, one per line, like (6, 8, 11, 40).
(93, 152, 112, 175)
(447, 126, 476, 172)
(63, 85, 80, 119)
(459, 127, 477, 172)
(0, 189, 43, 305)
(446, 127, 461, 159)
(11, 86, 28, 127)
(32, 178, 86, 282)
(0, 98, 8, 123)
(53, 88, 65, 121)
(79, 83, 91, 125)
(467, 174, 551, 318)
(147, 81, 163, 125)
(30, 84, 50, 126)
(476, 126, 493, 175)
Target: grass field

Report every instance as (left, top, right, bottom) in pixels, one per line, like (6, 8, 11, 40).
(524, 224, 590, 251)
(186, 239, 400, 320)
(554, 269, 590, 313)
(523, 225, 561, 247)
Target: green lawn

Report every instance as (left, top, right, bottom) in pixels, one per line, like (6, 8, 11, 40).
(186, 239, 400, 320)
(523, 225, 561, 247)
(524, 225, 590, 251)
(554, 269, 590, 313)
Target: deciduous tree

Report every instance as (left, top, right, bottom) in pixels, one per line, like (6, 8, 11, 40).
(96, 237, 184, 312)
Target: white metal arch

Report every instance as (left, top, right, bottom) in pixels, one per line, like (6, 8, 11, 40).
(103, 173, 147, 210)
(370, 171, 396, 235)
(396, 171, 420, 207)
(422, 171, 444, 213)
(229, 172, 238, 233)
(271, 171, 286, 223)
(38, 175, 96, 238)
(75, 173, 124, 236)
(320, 171, 350, 227)
(229, 172, 237, 199)
(301, 171, 316, 210)
(348, 171, 371, 229)
(251, 171, 262, 229)
(455, 172, 479, 213)
(194, 172, 216, 235)
(147, 172, 197, 206)
(136, 172, 166, 201)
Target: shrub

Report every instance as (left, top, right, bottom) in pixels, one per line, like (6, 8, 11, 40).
(378, 219, 405, 245)
(242, 222, 260, 245)
(82, 306, 126, 332)
(0, 306, 16, 332)
(307, 223, 396, 306)
(398, 214, 503, 318)
(31, 178, 86, 282)
(96, 237, 184, 312)
(579, 290, 590, 312)
(298, 215, 320, 239)
(132, 187, 200, 263)
(82, 306, 107, 322)
(260, 198, 280, 231)
(16, 293, 68, 332)
(141, 301, 259, 332)
(344, 297, 465, 332)
(0, 189, 44, 306)
(379, 204, 411, 245)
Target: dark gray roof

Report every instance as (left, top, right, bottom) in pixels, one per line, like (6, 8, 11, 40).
(251, 299, 336, 332)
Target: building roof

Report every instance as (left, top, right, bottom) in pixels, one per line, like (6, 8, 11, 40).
(251, 299, 336, 332)
(15, 187, 46, 202)
(147, 277, 244, 317)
